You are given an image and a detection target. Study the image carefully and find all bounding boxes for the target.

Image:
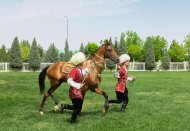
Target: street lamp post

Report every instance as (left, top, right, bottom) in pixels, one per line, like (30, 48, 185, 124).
(64, 15, 68, 43)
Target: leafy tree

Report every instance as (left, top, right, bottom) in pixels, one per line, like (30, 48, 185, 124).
(126, 31, 144, 61)
(144, 36, 167, 62)
(168, 40, 185, 62)
(20, 40, 30, 62)
(85, 42, 99, 56)
(9, 37, 23, 69)
(106, 59, 115, 71)
(145, 42, 155, 70)
(162, 49, 171, 70)
(128, 45, 142, 62)
(79, 43, 85, 54)
(0, 45, 9, 62)
(184, 34, 190, 63)
(118, 32, 127, 55)
(126, 31, 143, 46)
(29, 38, 41, 71)
(45, 43, 59, 63)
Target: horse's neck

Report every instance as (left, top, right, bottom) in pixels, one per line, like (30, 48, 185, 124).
(92, 53, 105, 73)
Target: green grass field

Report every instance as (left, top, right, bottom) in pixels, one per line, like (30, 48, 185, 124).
(0, 71, 190, 131)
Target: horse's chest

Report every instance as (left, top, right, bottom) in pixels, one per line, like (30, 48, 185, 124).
(88, 73, 101, 85)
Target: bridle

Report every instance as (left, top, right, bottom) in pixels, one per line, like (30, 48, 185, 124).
(104, 46, 114, 61)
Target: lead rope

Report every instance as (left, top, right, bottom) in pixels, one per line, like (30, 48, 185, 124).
(82, 61, 91, 84)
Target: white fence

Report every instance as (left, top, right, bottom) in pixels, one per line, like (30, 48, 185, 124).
(0, 63, 53, 72)
(0, 61, 189, 72)
(105, 61, 189, 71)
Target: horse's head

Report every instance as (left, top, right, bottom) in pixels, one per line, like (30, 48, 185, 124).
(102, 39, 119, 63)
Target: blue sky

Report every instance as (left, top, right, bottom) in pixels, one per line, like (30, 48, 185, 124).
(0, 0, 190, 51)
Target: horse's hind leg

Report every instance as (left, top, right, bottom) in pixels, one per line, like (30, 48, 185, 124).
(94, 88, 109, 113)
(39, 89, 51, 115)
(39, 82, 61, 114)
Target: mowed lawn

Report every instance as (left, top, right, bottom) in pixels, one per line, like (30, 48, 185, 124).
(0, 71, 190, 131)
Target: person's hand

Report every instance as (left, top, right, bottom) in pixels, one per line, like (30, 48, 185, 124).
(80, 84, 84, 89)
(131, 76, 136, 82)
(128, 76, 136, 86)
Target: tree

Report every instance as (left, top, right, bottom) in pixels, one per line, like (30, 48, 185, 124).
(162, 49, 171, 70)
(126, 31, 143, 47)
(128, 45, 142, 62)
(9, 37, 23, 69)
(106, 59, 115, 71)
(145, 42, 155, 70)
(37, 44, 44, 62)
(114, 37, 119, 54)
(144, 36, 168, 62)
(168, 40, 185, 62)
(29, 38, 41, 71)
(20, 40, 30, 62)
(0, 45, 9, 62)
(79, 43, 85, 54)
(59, 52, 64, 61)
(45, 43, 59, 63)
(118, 32, 127, 55)
(126, 31, 144, 61)
(85, 42, 99, 56)
(184, 34, 190, 63)
(63, 39, 72, 61)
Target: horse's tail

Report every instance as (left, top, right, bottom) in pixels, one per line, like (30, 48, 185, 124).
(38, 66, 50, 94)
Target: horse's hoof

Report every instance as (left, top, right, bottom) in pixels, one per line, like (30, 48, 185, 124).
(103, 105, 109, 113)
(54, 105, 59, 112)
(40, 111, 44, 115)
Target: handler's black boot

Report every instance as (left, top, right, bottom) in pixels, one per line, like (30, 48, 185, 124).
(103, 103, 110, 113)
(120, 102, 127, 112)
(61, 104, 74, 113)
(60, 103, 65, 113)
(70, 109, 80, 124)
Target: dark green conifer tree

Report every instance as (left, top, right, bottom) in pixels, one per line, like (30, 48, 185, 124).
(118, 32, 127, 55)
(162, 49, 171, 70)
(0, 45, 9, 62)
(29, 38, 41, 71)
(9, 37, 23, 69)
(145, 42, 155, 70)
(45, 43, 59, 63)
(79, 43, 85, 54)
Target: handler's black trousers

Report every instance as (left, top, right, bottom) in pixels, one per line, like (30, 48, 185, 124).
(64, 98, 83, 123)
(109, 88, 128, 111)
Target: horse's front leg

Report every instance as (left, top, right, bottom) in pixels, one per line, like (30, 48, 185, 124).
(94, 87, 109, 113)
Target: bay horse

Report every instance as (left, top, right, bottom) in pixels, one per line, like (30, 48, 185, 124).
(38, 42, 119, 115)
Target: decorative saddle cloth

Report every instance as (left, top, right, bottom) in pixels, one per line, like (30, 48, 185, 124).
(62, 62, 75, 74)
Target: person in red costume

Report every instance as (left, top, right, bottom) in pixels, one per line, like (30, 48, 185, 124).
(61, 52, 88, 124)
(108, 54, 136, 112)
